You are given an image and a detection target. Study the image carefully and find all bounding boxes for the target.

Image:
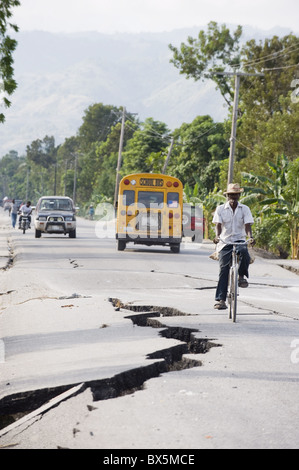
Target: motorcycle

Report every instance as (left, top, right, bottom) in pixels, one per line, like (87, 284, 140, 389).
(19, 213, 31, 234)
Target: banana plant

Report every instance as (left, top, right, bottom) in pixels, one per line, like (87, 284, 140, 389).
(242, 155, 299, 258)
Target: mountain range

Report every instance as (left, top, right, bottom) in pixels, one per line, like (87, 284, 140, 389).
(1, 24, 295, 157)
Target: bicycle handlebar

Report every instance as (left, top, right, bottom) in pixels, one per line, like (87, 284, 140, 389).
(217, 237, 254, 246)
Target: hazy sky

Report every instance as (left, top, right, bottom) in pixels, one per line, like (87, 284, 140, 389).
(12, 0, 299, 34)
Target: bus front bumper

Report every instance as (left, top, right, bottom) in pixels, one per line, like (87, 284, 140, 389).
(116, 234, 182, 246)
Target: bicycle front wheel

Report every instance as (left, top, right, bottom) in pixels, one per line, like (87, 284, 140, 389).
(228, 267, 233, 319)
(231, 265, 238, 322)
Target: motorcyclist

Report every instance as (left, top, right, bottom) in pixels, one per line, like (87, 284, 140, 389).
(18, 201, 32, 229)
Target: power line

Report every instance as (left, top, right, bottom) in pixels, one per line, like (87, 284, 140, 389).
(210, 70, 264, 185)
(122, 110, 174, 143)
(229, 42, 299, 70)
(262, 63, 299, 72)
(235, 138, 261, 156)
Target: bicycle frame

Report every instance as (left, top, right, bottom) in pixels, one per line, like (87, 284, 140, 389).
(228, 244, 240, 322)
(219, 239, 249, 323)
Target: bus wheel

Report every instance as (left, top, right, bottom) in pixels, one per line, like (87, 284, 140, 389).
(170, 243, 180, 253)
(117, 240, 126, 251)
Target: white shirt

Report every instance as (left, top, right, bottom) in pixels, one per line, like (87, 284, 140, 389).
(20, 205, 32, 215)
(212, 201, 254, 251)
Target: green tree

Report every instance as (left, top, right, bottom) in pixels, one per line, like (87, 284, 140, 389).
(169, 21, 242, 106)
(169, 24, 299, 184)
(77, 103, 120, 151)
(75, 103, 139, 203)
(56, 136, 80, 198)
(168, 115, 228, 191)
(235, 33, 299, 175)
(25, 136, 58, 198)
(0, 0, 20, 122)
(0, 149, 25, 198)
(26, 136, 57, 169)
(92, 119, 139, 201)
(242, 155, 299, 259)
(122, 118, 171, 174)
(240, 34, 299, 117)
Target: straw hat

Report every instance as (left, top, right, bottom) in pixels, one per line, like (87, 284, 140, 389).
(224, 183, 244, 195)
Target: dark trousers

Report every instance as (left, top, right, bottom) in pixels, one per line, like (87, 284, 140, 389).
(215, 242, 250, 301)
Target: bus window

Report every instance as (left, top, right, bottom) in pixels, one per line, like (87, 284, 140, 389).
(167, 192, 179, 208)
(137, 191, 164, 208)
(122, 190, 135, 206)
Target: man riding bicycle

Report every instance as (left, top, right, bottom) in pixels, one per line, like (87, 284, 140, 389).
(212, 183, 255, 310)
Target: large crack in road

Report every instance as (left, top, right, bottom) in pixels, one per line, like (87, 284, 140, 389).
(0, 299, 221, 435)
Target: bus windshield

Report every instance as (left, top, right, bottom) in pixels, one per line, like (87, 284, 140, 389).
(137, 191, 164, 208)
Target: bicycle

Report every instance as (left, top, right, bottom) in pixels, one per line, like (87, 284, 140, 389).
(219, 238, 252, 323)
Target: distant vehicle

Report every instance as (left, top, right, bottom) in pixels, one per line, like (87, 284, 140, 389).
(182, 203, 205, 243)
(34, 196, 77, 238)
(3, 198, 12, 211)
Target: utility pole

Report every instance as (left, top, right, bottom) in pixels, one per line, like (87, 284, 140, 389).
(162, 137, 174, 174)
(54, 162, 57, 196)
(26, 166, 29, 200)
(73, 153, 78, 204)
(228, 73, 241, 185)
(114, 106, 126, 209)
(64, 160, 68, 196)
(212, 71, 264, 184)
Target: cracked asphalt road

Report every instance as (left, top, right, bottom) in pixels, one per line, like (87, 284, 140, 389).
(1, 211, 299, 449)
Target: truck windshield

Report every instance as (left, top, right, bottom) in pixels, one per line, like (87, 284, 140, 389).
(40, 199, 73, 211)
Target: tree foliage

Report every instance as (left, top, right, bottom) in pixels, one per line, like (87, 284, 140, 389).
(121, 118, 171, 175)
(242, 156, 299, 259)
(169, 21, 242, 106)
(26, 136, 57, 169)
(77, 103, 120, 151)
(1, 25, 299, 258)
(0, 0, 20, 122)
(167, 115, 228, 191)
(234, 33, 299, 177)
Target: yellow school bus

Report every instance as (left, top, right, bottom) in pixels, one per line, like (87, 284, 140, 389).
(116, 173, 183, 253)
